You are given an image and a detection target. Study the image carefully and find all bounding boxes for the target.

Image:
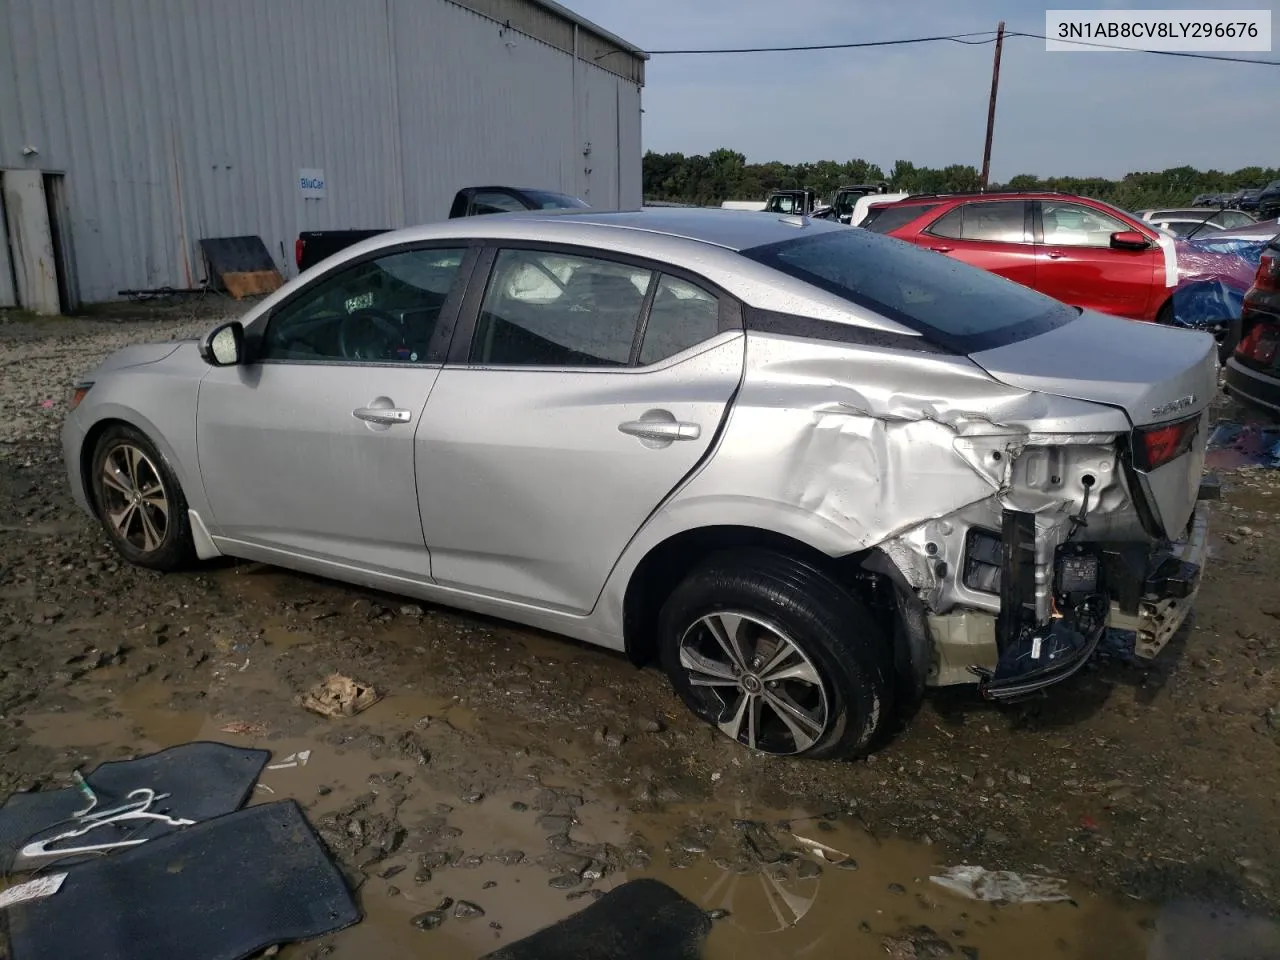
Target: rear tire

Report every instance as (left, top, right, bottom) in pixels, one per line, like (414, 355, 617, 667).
(90, 424, 196, 572)
(657, 549, 892, 760)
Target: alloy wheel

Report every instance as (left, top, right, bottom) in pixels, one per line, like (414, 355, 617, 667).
(100, 444, 170, 553)
(677, 611, 830, 756)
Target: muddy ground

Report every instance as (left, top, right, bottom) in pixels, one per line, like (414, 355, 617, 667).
(2, 300, 1279, 959)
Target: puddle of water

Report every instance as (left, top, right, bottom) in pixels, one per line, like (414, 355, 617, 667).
(13, 684, 1280, 960)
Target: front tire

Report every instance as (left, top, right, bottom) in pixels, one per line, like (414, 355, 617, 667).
(657, 549, 892, 760)
(90, 424, 196, 571)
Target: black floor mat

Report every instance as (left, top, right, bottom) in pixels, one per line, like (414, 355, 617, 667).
(5, 800, 360, 960)
(0, 741, 268, 872)
(483, 878, 710, 960)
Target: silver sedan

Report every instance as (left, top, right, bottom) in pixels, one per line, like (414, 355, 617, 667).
(63, 209, 1217, 759)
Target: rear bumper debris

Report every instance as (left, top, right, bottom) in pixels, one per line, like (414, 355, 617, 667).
(1109, 502, 1209, 660)
(973, 501, 1208, 699)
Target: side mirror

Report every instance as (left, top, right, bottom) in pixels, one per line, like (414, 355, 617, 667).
(1110, 230, 1151, 251)
(199, 320, 246, 366)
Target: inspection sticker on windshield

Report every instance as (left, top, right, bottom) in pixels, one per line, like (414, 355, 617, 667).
(0, 873, 67, 910)
(1046, 10, 1271, 52)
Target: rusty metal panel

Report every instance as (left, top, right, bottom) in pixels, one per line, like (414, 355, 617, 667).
(0, 0, 642, 302)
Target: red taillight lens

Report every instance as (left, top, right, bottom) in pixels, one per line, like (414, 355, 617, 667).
(1134, 415, 1200, 472)
(1236, 319, 1279, 365)
(1235, 322, 1264, 360)
(1253, 253, 1278, 293)
(295, 238, 305, 269)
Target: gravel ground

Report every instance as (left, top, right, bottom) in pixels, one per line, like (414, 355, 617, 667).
(1, 304, 1278, 958)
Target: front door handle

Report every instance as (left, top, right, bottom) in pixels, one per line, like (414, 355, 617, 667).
(1046, 251, 1067, 259)
(929, 245, 954, 253)
(353, 406, 412, 425)
(619, 413, 701, 447)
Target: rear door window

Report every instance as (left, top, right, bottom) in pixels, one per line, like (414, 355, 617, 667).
(639, 276, 721, 365)
(861, 203, 939, 234)
(926, 201, 1028, 243)
(470, 249, 653, 367)
(469, 191, 528, 215)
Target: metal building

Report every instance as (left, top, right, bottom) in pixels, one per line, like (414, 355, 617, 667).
(0, 0, 646, 310)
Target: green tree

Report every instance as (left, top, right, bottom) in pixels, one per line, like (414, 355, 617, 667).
(641, 150, 1280, 209)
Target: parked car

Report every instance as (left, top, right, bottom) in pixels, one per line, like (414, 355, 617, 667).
(1183, 219, 1280, 245)
(1146, 217, 1227, 239)
(823, 183, 891, 224)
(1258, 181, 1280, 221)
(866, 190, 1225, 324)
(1224, 231, 1280, 417)
(1137, 207, 1256, 231)
(62, 209, 1216, 759)
(1191, 192, 1227, 207)
(1232, 188, 1264, 213)
(850, 192, 910, 227)
(763, 189, 820, 216)
(295, 186, 588, 271)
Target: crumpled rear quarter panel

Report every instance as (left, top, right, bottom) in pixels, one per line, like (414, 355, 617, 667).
(654, 333, 1133, 560)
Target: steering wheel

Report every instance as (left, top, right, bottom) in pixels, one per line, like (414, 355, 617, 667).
(338, 308, 403, 361)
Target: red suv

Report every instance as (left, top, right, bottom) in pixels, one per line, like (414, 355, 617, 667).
(863, 192, 1175, 323)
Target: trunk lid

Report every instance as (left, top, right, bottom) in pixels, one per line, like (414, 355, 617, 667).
(969, 310, 1218, 537)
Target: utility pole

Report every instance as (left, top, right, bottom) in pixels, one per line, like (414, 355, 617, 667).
(980, 20, 1005, 190)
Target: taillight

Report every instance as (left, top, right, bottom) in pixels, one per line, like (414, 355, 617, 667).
(295, 238, 305, 269)
(68, 383, 92, 411)
(1235, 318, 1279, 366)
(1252, 253, 1278, 293)
(1133, 414, 1200, 472)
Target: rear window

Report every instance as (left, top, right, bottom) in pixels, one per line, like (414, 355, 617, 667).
(521, 190, 589, 210)
(742, 229, 1078, 352)
(861, 203, 938, 234)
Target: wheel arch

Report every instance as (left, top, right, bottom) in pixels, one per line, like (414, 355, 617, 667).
(621, 523, 898, 669)
(78, 410, 193, 519)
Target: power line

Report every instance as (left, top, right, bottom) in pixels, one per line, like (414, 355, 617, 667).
(1007, 30, 1280, 66)
(639, 31, 999, 56)
(636, 28, 1280, 66)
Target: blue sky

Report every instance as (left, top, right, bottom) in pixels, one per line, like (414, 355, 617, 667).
(569, 0, 1280, 179)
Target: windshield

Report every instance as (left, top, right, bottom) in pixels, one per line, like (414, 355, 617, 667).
(742, 229, 1078, 352)
(521, 190, 589, 210)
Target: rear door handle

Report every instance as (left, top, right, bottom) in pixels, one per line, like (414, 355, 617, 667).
(618, 419, 701, 443)
(1046, 251, 1066, 259)
(929, 245, 954, 253)
(353, 406, 412, 425)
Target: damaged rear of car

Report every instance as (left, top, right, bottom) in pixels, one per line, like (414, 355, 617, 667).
(734, 228, 1216, 705)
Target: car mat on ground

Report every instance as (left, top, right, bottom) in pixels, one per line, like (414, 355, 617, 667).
(0, 741, 269, 872)
(4, 800, 360, 960)
(481, 878, 711, 960)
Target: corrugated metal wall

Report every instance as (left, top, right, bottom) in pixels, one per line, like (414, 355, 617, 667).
(0, 0, 643, 302)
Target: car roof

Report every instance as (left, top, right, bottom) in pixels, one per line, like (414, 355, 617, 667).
(1142, 207, 1230, 215)
(256, 209, 914, 336)
(369, 208, 849, 253)
(892, 191, 1095, 203)
(1190, 220, 1280, 241)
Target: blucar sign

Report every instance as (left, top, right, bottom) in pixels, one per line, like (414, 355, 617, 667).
(299, 168, 326, 198)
